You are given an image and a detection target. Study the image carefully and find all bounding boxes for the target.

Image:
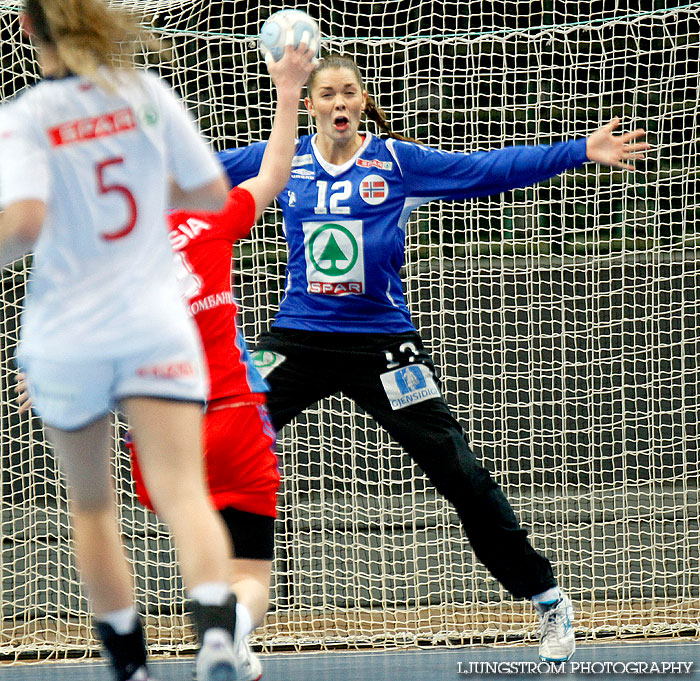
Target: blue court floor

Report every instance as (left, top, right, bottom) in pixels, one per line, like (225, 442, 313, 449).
(1, 640, 698, 680)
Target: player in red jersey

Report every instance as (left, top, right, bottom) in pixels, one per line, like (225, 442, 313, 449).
(128, 189, 279, 681)
(16, 36, 317, 681)
(131, 42, 317, 680)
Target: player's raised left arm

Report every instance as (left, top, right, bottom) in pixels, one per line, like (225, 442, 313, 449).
(239, 34, 317, 221)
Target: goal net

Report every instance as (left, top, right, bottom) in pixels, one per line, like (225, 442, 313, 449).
(1, 0, 699, 660)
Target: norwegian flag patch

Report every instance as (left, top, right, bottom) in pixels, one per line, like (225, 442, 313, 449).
(359, 174, 388, 205)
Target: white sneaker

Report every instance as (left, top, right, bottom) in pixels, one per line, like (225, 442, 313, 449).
(233, 638, 262, 681)
(535, 593, 576, 662)
(195, 630, 262, 681)
(127, 667, 156, 681)
(196, 629, 237, 681)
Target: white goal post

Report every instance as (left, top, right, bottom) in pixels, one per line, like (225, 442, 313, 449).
(1, 0, 699, 660)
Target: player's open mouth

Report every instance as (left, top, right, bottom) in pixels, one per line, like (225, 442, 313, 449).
(333, 116, 350, 131)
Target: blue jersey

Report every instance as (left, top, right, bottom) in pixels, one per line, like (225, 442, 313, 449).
(218, 133, 588, 333)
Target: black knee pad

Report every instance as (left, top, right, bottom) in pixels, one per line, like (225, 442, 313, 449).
(219, 507, 275, 561)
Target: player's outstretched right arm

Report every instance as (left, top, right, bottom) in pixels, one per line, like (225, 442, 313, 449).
(239, 35, 317, 221)
(392, 118, 649, 202)
(585, 117, 648, 170)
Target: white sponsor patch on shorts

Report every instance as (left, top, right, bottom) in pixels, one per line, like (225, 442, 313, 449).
(252, 350, 286, 379)
(380, 364, 440, 410)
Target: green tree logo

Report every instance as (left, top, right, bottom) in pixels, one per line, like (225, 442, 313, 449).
(309, 223, 358, 276)
(252, 350, 279, 368)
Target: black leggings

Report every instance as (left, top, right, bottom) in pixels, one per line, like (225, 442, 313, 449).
(256, 328, 556, 599)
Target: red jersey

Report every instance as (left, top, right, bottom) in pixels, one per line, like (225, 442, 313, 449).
(167, 187, 268, 400)
(131, 187, 279, 520)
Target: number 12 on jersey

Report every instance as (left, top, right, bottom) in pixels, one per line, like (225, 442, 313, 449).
(314, 180, 352, 215)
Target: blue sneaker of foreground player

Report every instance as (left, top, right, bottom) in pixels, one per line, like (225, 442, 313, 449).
(535, 593, 576, 662)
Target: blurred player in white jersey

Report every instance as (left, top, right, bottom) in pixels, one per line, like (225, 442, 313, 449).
(126, 40, 317, 681)
(16, 35, 317, 680)
(0, 2, 244, 680)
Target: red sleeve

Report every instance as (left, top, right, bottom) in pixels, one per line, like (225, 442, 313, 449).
(218, 186, 256, 242)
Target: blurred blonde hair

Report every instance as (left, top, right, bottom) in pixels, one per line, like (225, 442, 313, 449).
(24, 0, 151, 88)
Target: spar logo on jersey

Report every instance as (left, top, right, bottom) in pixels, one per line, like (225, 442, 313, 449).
(48, 108, 136, 147)
(357, 158, 393, 171)
(380, 364, 440, 410)
(359, 174, 388, 205)
(303, 220, 365, 295)
(136, 361, 195, 379)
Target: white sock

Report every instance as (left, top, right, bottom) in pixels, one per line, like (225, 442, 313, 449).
(202, 628, 232, 646)
(233, 603, 253, 648)
(189, 582, 231, 606)
(99, 607, 139, 635)
(532, 586, 562, 606)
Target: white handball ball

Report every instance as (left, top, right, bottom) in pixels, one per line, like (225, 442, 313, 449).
(259, 9, 320, 62)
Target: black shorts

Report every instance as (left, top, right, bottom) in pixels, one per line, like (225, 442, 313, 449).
(253, 327, 556, 598)
(219, 506, 275, 561)
(255, 328, 440, 431)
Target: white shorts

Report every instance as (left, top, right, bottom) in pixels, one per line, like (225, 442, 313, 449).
(19, 339, 208, 431)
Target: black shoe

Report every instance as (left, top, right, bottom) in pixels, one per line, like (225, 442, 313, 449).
(95, 619, 149, 681)
(189, 593, 238, 643)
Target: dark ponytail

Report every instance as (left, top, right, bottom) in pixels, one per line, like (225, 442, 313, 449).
(364, 93, 420, 144)
(308, 53, 421, 144)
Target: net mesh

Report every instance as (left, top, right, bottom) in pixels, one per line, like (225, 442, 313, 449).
(1, 0, 699, 660)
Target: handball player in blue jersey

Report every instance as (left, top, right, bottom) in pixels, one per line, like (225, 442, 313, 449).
(218, 54, 648, 662)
